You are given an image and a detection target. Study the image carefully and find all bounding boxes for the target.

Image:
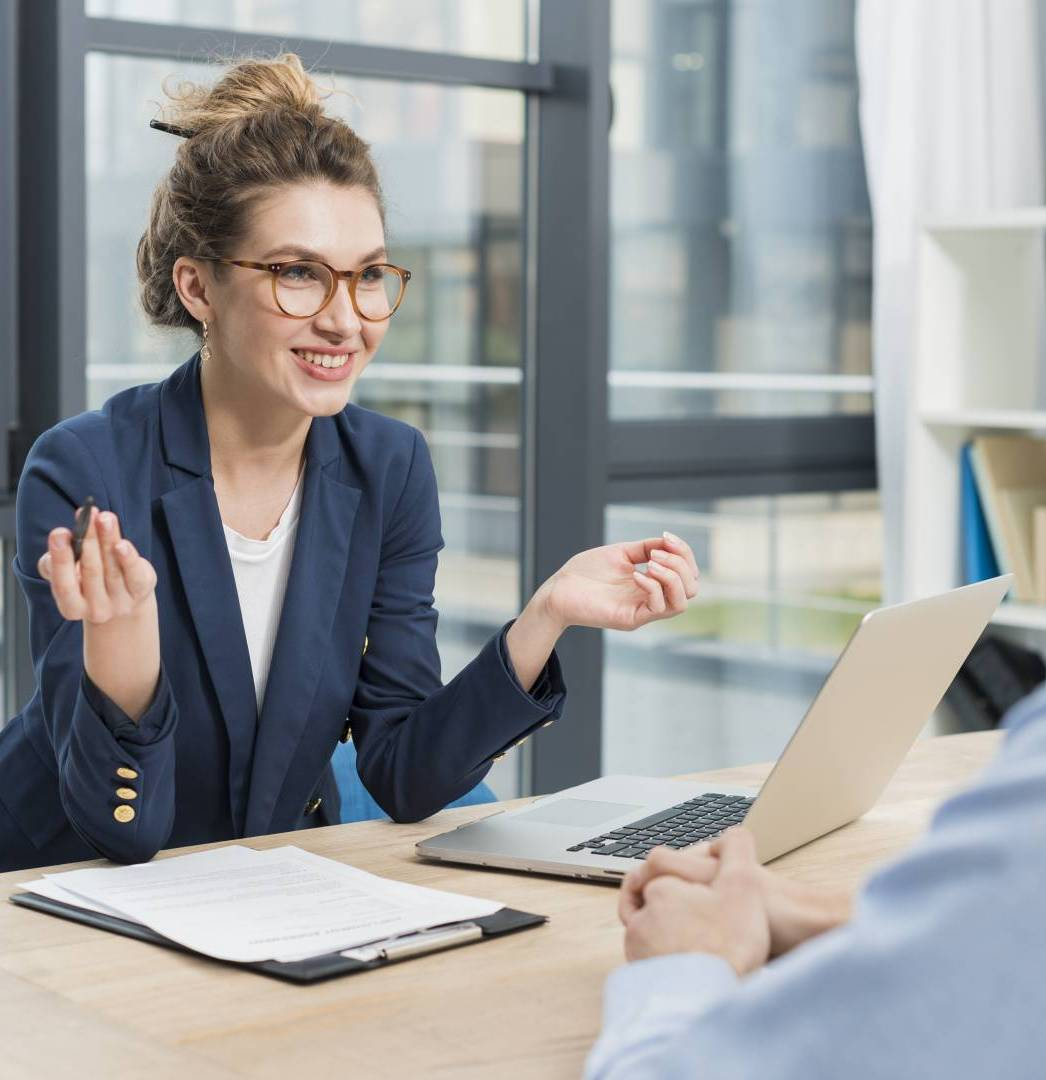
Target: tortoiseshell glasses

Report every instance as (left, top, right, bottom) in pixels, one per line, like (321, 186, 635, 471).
(194, 257, 412, 322)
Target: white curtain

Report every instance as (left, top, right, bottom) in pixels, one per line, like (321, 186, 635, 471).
(856, 0, 1044, 602)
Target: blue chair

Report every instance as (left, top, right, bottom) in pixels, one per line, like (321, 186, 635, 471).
(331, 741, 497, 823)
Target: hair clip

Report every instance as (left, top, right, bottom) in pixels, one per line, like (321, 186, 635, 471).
(149, 118, 196, 139)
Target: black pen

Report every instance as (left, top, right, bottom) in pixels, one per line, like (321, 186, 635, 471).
(72, 496, 96, 561)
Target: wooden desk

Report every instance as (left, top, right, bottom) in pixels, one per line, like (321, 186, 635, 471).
(0, 730, 1001, 1080)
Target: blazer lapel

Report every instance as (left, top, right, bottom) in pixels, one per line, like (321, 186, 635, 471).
(161, 481, 258, 833)
(158, 354, 257, 835)
(244, 418, 361, 836)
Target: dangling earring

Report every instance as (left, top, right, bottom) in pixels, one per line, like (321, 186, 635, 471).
(201, 319, 212, 364)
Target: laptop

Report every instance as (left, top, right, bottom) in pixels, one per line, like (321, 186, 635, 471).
(417, 575, 1011, 881)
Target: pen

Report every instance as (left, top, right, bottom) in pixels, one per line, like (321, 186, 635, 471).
(72, 496, 96, 562)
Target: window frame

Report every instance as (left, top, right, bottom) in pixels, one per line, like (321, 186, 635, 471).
(1, 1, 876, 794)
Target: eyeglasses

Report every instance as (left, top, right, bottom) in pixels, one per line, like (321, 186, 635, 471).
(194, 256, 412, 321)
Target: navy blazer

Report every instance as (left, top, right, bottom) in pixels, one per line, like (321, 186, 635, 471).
(0, 354, 565, 871)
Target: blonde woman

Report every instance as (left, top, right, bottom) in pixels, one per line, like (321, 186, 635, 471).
(0, 55, 699, 872)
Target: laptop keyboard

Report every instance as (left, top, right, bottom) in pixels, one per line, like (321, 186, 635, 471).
(566, 793, 755, 861)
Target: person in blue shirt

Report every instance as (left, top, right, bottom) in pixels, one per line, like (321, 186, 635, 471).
(586, 685, 1046, 1079)
(0, 53, 700, 872)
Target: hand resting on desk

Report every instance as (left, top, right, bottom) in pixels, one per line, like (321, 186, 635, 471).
(618, 827, 852, 973)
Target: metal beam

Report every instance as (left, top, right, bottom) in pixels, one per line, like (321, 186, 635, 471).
(608, 415, 878, 484)
(85, 17, 556, 93)
(17, 1, 88, 458)
(0, 0, 15, 496)
(5, 1, 89, 714)
(525, 0, 610, 794)
(607, 466, 878, 505)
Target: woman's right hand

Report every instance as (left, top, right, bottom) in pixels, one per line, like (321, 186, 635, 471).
(37, 506, 157, 624)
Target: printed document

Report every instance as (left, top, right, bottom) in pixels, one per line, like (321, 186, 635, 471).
(19, 845, 502, 963)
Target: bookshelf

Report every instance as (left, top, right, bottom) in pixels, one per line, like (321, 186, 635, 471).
(908, 208, 1046, 636)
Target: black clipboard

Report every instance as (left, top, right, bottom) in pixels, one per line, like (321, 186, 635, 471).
(10, 891, 547, 984)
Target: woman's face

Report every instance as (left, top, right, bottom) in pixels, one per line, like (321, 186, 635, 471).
(189, 181, 391, 418)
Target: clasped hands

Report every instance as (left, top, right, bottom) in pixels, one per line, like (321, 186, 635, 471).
(618, 828, 852, 976)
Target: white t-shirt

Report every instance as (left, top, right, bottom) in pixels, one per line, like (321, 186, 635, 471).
(222, 471, 305, 711)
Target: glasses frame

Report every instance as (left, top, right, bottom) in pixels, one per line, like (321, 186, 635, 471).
(194, 256, 412, 322)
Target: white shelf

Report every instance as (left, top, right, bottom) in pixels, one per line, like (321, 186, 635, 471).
(906, 206, 1046, 635)
(921, 409, 1046, 431)
(923, 208, 1046, 231)
(991, 604, 1046, 632)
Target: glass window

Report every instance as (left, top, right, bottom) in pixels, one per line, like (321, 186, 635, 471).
(85, 0, 527, 61)
(603, 492, 882, 775)
(610, 0, 872, 419)
(85, 53, 526, 795)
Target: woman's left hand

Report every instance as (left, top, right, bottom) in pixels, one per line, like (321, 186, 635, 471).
(538, 532, 700, 632)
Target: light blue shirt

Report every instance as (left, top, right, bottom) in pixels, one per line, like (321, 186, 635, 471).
(586, 684, 1046, 1079)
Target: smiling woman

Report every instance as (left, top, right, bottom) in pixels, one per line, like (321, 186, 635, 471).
(0, 53, 700, 873)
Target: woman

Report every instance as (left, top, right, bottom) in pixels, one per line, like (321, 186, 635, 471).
(0, 54, 699, 873)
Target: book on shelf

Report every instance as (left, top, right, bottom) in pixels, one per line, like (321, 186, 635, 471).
(967, 440, 1012, 580)
(1000, 487, 1046, 600)
(967, 434, 1046, 602)
(960, 442, 1001, 583)
(1035, 508, 1046, 604)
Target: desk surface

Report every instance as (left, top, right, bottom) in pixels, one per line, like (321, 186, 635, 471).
(0, 730, 1001, 1080)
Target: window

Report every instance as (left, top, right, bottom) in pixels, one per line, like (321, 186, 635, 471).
(604, 491, 881, 773)
(86, 0, 527, 60)
(602, 0, 879, 777)
(5, 3, 877, 792)
(609, 0, 872, 420)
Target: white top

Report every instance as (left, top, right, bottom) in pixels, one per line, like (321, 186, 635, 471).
(222, 471, 305, 711)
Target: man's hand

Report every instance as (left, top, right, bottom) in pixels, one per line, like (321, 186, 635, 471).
(620, 831, 852, 958)
(622, 829, 771, 976)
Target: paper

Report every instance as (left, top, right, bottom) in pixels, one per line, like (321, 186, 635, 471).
(19, 845, 260, 926)
(31, 845, 502, 963)
(17, 878, 132, 921)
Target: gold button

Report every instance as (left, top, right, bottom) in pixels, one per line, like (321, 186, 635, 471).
(113, 805, 135, 824)
(116, 766, 138, 780)
(305, 796, 323, 815)
(362, 635, 369, 655)
(492, 753, 507, 762)
(514, 737, 529, 749)
(115, 787, 137, 800)
(541, 720, 555, 728)
(339, 721, 352, 744)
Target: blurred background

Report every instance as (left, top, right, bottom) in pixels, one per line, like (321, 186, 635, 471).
(10, 0, 1012, 802)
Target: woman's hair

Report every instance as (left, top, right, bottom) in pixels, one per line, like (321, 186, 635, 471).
(136, 52, 384, 337)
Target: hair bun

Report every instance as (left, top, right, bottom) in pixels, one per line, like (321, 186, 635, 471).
(157, 52, 328, 137)
(138, 51, 383, 338)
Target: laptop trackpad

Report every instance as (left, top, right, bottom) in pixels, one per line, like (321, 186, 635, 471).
(513, 798, 644, 828)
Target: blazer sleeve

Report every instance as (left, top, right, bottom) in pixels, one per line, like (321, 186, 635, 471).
(11, 423, 178, 864)
(349, 428, 566, 822)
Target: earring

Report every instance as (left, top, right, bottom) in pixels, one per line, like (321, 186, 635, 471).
(201, 319, 212, 364)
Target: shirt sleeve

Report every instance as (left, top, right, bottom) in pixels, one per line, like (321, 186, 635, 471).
(585, 687, 1046, 1079)
(496, 620, 562, 709)
(585, 955, 738, 1078)
(81, 667, 172, 745)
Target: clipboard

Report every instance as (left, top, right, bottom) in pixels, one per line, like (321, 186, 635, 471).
(10, 891, 547, 984)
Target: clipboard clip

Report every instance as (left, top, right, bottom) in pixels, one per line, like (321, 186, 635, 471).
(340, 922, 483, 964)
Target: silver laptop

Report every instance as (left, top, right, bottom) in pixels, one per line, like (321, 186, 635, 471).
(417, 576, 1011, 880)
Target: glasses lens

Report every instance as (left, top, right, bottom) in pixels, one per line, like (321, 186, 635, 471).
(355, 265, 404, 321)
(275, 261, 334, 317)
